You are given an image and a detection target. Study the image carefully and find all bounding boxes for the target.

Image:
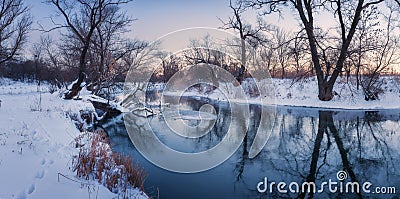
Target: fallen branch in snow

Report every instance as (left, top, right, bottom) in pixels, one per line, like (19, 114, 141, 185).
(58, 172, 93, 185)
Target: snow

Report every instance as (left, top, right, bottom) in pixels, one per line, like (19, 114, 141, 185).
(0, 79, 147, 199)
(161, 76, 400, 110)
(1, 74, 396, 198)
(271, 76, 400, 110)
(66, 78, 87, 90)
(164, 109, 218, 120)
(0, 74, 397, 198)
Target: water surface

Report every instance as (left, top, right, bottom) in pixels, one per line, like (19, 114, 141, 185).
(101, 97, 400, 198)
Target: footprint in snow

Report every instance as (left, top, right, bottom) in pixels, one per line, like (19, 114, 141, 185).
(27, 184, 35, 195)
(40, 158, 46, 165)
(16, 190, 27, 199)
(35, 170, 44, 179)
(40, 158, 54, 167)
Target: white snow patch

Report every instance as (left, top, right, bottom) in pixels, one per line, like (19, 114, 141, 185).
(161, 76, 400, 110)
(0, 79, 148, 199)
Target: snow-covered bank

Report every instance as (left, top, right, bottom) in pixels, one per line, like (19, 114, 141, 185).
(273, 76, 400, 110)
(0, 79, 147, 199)
(161, 76, 400, 110)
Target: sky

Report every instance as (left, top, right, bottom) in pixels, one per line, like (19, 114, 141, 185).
(127, 0, 236, 40)
(26, 0, 395, 58)
(28, 0, 301, 44)
(29, 0, 230, 41)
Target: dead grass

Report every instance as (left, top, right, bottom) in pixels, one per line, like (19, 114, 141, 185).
(72, 131, 146, 195)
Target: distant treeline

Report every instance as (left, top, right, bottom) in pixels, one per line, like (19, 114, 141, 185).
(1, 59, 399, 85)
(0, 60, 76, 85)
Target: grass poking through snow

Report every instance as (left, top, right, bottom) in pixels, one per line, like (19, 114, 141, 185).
(72, 130, 146, 197)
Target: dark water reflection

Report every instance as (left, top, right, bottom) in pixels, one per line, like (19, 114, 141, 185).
(101, 97, 400, 199)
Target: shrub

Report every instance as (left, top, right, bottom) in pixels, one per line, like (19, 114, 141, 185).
(72, 131, 146, 195)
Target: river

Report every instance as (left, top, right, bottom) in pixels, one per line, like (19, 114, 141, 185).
(100, 96, 400, 199)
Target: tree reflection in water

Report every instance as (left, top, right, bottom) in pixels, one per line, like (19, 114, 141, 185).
(255, 109, 399, 199)
(101, 98, 400, 199)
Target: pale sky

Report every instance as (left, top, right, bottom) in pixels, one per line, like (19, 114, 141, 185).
(21, 1, 398, 73)
(27, 0, 395, 55)
(29, 0, 231, 41)
(28, 0, 301, 43)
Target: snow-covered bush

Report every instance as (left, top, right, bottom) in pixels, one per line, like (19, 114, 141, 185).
(66, 109, 96, 131)
(72, 131, 146, 196)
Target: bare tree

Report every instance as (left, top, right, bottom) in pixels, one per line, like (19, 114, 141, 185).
(45, 0, 133, 99)
(360, 11, 400, 100)
(249, 0, 386, 101)
(219, 0, 270, 84)
(345, 5, 380, 90)
(157, 52, 180, 83)
(34, 35, 67, 88)
(88, 4, 134, 92)
(0, 0, 32, 65)
(183, 35, 226, 88)
(274, 28, 290, 79)
(94, 40, 148, 103)
(255, 43, 275, 76)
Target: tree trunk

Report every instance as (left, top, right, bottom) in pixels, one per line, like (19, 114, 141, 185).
(294, 0, 366, 102)
(64, 72, 85, 99)
(298, 111, 325, 199)
(356, 66, 360, 90)
(64, 42, 90, 99)
(236, 38, 246, 85)
(325, 111, 362, 199)
(318, 81, 334, 101)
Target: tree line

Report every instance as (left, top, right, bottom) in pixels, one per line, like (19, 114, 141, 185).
(0, 0, 400, 102)
(222, 0, 400, 101)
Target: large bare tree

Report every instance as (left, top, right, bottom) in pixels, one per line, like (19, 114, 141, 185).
(0, 0, 31, 65)
(249, 0, 386, 101)
(219, 0, 270, 84)
(46, 0, 132, 99)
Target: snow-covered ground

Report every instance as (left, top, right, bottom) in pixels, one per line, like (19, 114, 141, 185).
(161, 76, 400, 110)
(0, 79, 147, 199)
(272, 76, 400, 109)
(1, 75, 398, 198)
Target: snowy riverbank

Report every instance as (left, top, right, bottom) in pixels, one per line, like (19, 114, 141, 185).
(1, 75, 398, 197)
(0, 79, 147, 199)
(161, 76, 400, 110)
